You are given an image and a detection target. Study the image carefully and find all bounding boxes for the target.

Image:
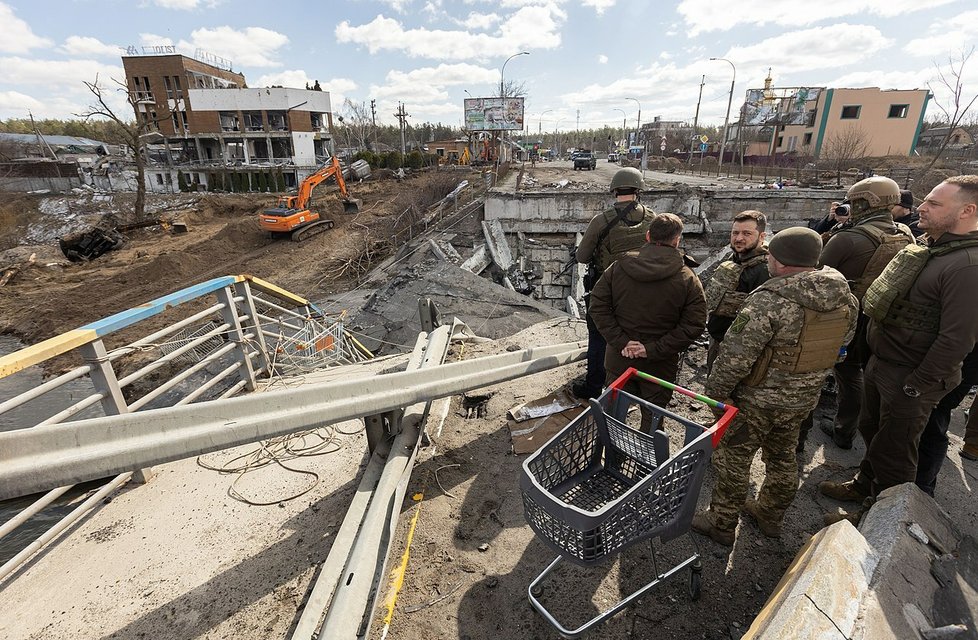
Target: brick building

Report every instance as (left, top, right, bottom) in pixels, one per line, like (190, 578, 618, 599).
(121, 53, 336, 191)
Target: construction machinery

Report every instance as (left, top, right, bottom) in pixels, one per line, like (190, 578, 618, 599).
(260, 156, 362, 242)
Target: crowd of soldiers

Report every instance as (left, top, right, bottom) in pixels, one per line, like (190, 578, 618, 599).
(574, 167, 978, 547)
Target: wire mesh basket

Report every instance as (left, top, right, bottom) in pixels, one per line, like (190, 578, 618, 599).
(519, 368, 737, 637)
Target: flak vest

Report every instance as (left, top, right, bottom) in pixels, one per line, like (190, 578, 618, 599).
(741, 286, 852, 387)
(863, 237, 978, 334)
(704, 253, 768, 318)
(840, 220, 916, 301)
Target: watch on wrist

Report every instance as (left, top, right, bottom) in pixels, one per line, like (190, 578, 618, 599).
(903, 384, 921, 398)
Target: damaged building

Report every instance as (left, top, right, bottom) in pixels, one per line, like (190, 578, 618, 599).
(121, 51, 337, 192)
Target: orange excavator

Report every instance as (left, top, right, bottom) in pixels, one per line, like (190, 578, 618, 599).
(259, 155, 361, 241)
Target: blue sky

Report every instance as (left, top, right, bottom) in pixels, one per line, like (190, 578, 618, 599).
(0, 0, 975, 132)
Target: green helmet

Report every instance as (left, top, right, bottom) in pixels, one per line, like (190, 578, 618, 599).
(846, 176, 900, 209)
(610, 167, 644, 194)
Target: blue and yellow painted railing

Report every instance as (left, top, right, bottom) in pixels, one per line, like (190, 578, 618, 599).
(0, 275, 321, 379)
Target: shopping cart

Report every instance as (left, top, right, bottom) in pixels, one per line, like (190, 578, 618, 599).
(519, 367, 737, 638)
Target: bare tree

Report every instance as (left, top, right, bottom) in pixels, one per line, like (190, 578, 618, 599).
(335, 99, 374, 152)
(77, 74, 157, 219)
(820, 126, 872, 172)
(921, 47, 977, 174)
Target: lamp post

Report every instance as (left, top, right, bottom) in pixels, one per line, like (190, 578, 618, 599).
(554, 119, 563, 158)
(710, 57, 736, 172)
(539, 109, 553, 136)
(613, 108, 626, 151)
(498, 51, 529, 163)
(628, 97, 642, 151)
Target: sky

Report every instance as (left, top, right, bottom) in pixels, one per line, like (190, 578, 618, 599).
(0, 0, 976, 134)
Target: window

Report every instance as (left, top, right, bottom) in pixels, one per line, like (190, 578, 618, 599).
(840, 105, 861, 119)
(888, 104, 909, 118)
(156, 174, 164, 185)
(777, 135, 784, 148)
(803, 132, 813, 145)
(243, 112, 264, 131)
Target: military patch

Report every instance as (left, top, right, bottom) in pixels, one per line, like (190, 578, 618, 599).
(729, 313, 750, 334)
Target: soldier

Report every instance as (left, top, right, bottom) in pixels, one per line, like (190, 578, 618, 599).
(818, 177, 916, 450)
(892, 189, 923, 236)
(588, 213, 706, 432)
(704, 210, 771, 372)
(820, 175, 978, 514)
(961, 395, 978, 461)
(692, 227, 858, 545)
(572, 167, 655, 399)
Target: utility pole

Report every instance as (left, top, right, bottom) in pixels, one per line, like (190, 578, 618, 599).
(394, 102, 409, 155)
(576, 109, 580, 149)
(370, 99, 377, 150)
(688, 74, 705, 165)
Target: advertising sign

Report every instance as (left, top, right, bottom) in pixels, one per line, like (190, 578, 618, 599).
(464, 97, 525, 132)
(743, 87, 821, 126)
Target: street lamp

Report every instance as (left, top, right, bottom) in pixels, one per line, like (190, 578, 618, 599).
(554, 119, 563, 158)
(628, 97, 642, 150)
(500, 51, 530, 98)
(464, 89, 473, 98)
(539, 109, 553, 136)
(710, 57, 736, 172)
(498, 52, 529, 164)
(613, 108, 626, 151)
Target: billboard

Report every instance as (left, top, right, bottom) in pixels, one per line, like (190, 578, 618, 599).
(743, 87, 821, 126)
(464, 97, 525, 132)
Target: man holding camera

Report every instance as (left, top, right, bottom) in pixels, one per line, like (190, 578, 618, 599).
(572, 167, 656, 399)
(817, 177, 916, 450)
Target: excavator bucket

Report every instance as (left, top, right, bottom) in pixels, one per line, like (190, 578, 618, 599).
(342, 198, 362, 215)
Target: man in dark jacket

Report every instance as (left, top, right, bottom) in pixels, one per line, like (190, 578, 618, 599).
(821, 175, 978, 514)
(893, 189, 922, 237)
(572, 167, 656, 399)
(705, 210, 770, 371)
(588, 212, 707, 433)
(818, 176, 916, 449)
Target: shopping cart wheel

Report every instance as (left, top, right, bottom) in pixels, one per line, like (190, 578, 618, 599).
(530, 584, 545, 598)
(689, 564, 702, 601)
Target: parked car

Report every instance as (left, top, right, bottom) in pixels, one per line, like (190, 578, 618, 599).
(573, 151, 597, 171)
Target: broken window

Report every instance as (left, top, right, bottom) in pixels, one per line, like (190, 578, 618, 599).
(181, 111, 189, 132)
(840, 105, 861, 119)
(243, 112, 264, 131)
(310, 113, 323, 130)
(164, 76, 173, 99)
(220, 112, 240, 132)
(173, 76, 182, 99)
(888, 104, 909, 118)
(803, 132, 813, 145)
(267, 111, 288, 131)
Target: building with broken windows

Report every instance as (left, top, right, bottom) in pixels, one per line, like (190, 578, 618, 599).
(121, 52, 336, 192)
(728, 72, 930, 163)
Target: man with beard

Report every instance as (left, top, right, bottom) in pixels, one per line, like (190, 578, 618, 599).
(820, 176, 978, 518)
(704, 210, 771, 372)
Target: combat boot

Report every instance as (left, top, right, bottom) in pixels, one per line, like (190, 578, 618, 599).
(691, 510, 735, 546)
(571, 380, 600, 400)
(824, 496, 874, 527)
(961, 443, 978, 461)
(818, 479, 867, 503)
(743, 499, 781, 538)
(819, 422, 853, 449)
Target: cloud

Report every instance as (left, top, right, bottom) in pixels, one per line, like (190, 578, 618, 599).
(175, 26, 290, 68)
(904, 10, 978, 56)
(598, 54, 608, 64)
(151, 0, 224, 8)
(0, 56, 124, 87)
(335, 5, 566, 60)
(582, 0, 615, 14)
(369, 63, 497, 104)
(454, 11, 502, 29)
(0, 2, 52, 53)
(378, 0, 412, 12)
(723, 24, 893, 73)
(677, 0, 957, 35)
(0, 90, 46, 116)
(60, 36, 122, 58)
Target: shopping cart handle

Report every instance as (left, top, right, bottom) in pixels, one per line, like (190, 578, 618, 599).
(709, 404, 738, 449)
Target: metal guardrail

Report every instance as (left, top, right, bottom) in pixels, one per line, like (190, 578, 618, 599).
(0, 274, 369, 581)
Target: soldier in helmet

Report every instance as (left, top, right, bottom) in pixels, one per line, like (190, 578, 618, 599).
(820, 175, 978, 516)
(692, 227, 858, 545)
(817, 176, 916, 450)
(572, 167, 656, 399)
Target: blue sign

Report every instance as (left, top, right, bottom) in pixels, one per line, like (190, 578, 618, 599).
(699, 143, 708, 151)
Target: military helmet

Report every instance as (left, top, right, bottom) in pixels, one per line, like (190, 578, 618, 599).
(846, 176, 901, 208)
(610, 167, 644, 194)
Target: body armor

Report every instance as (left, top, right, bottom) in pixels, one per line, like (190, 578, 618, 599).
(846, 222, 916, 300)
(705, 253, 767, 317)
(863, 238, 978, 334)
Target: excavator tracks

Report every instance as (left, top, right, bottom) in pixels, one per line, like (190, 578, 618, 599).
(290, 219, 335, 242)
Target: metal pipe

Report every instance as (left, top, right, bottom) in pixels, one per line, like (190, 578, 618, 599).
(108, 303, 225, 361)
(127, 342, 238, 411)
(217, 379, 247, 400)
(175, 361, 240, 405)
(117, 323, 231, 387)
(0, 365, 91, 416)
(0, 485, 72, 542)
(36, 392, 104, 427)
(0, 473, 132, 584)
(254, 298, 312, 322)
(0, 342, 584, 500)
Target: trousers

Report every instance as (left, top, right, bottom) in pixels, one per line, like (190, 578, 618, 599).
(708, 400, 808, 531)
(583, 300, 607, 395)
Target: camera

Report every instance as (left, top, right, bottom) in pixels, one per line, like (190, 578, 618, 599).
(834, 203, 851, 217)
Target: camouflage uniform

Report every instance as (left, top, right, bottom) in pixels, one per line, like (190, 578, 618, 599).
(703, 267, 859, 532)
